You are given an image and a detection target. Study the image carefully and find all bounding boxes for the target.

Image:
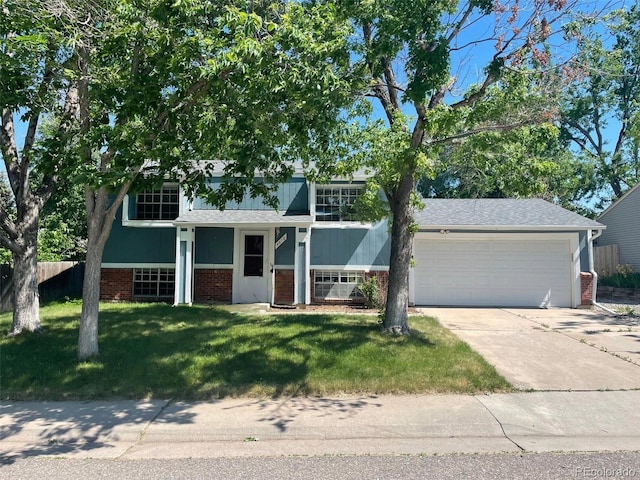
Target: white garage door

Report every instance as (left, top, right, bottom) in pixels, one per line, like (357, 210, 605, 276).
(413, 235, 574, 307)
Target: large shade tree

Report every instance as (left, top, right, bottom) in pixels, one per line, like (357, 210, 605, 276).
(0, 1, 79, 335)
(559, 4, 640, 205)
(41, 0, 359, 359)
(328, 0, 590, 333)
(417, 124, 599, 215)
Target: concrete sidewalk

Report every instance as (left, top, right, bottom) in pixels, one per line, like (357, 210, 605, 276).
(2, 391, 640, 460)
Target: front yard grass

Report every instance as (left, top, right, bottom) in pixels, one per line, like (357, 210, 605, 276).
(0, 301, 511, 400)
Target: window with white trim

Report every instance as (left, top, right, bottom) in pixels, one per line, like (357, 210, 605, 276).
(314, 271, 364, 300)
(135, 184, 179, 220)
(133, 268, 175, 298)
(315, 185, 363, 221)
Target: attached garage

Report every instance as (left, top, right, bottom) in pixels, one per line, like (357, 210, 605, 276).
(413, 233, 576, 307)
(410, 199, 605, 308)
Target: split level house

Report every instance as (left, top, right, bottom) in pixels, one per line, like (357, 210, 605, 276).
(100, 163, 605, 308)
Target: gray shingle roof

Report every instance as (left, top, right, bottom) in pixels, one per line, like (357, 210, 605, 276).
(415, 199, 604, 230)
(174, 209, 313, 226)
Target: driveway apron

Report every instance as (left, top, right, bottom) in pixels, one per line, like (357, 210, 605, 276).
(420, 308, 640, 391)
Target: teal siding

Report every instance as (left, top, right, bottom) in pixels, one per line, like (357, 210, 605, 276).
(192, 177, 309, 213)
(579, 231, 589, 271)
(103, 208, 176, 263)
(311, 222, 390, 267)
(195, 227, 234, 264)
(275, 227, 296, 265)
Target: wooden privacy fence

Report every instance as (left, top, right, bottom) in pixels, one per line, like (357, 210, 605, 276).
(594, 244, 620, 277)
(0, 261, 84, 313)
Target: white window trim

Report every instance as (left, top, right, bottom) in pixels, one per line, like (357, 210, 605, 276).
(313, 269, 366, 300)
(122, 183, 182, 227)
(314, 184, 365, 222)
(311, 265, 389, 272)
(133, 267, 176, 299)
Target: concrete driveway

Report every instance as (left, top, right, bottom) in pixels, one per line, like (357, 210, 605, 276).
(420, 308, 640, 391)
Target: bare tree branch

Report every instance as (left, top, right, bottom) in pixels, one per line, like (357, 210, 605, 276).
(426, 120, 532, 147)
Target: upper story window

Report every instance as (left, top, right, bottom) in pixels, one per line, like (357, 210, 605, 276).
(135, 184, 179, 220)
(315, 185, 363, 222)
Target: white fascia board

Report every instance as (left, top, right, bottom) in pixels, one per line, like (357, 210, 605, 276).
(310, 265, 389, 271)
(123, 220, 177, 228)
(174, 221, 313, 228)
(101, 263, 175, 268)
(311, 222, 376, 229)
(415, 231, 578, 241)
(417, 225, 604, 232)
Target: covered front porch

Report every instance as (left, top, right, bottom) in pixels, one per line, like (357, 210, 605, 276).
(172, 210, 313, 306)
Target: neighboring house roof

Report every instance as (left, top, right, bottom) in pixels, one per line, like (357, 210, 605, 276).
(596, 182, 640, 221)
(174, 209, 313, 226)
(415, 198, 604, 230)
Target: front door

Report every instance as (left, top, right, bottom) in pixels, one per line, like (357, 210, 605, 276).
(235, 230, 270, 303)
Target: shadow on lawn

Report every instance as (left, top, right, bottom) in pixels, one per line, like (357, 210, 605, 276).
(0, 304, 436, 457)
(1, 304, 434, 402)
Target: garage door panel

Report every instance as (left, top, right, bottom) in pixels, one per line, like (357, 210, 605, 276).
(413, 237, 573, 307)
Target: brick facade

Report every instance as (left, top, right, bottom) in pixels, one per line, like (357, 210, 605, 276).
(580, 272, 594, 306)
(194, 269, 233, 303)
(274, 269, 295, 305)
(100, 268, 133, 301)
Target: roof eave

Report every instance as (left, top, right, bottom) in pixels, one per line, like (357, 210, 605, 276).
(597, 182, 640, 221)
(417, 224, 606, 232)
(173, 220, 313, 228)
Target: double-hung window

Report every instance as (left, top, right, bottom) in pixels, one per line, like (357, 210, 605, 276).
(135, 184, 179, 220)
(315, 185, 362, 222)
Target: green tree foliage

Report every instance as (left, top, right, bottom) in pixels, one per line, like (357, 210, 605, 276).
(0, 170, 82, 263)
(329, 0, 586, 333)
(38, 178, 86, 261)
(18, 0, 358, 358)
(560, 4, 640, 204)
(0, 0, 80, 334)
(418, 125, 599, 216)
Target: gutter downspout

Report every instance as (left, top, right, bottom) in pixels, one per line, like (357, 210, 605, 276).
(588, 228, 604, 307)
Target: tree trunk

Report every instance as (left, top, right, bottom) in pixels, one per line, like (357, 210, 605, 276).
(382, 172, 415, 335)
(77, 190, 113, 360)
(78, 237, 103, 359)
(9, 227, 40, 336)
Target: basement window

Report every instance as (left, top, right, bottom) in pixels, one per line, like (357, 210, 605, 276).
(133, 268, 175, 299)
(314, 271, 364, 300)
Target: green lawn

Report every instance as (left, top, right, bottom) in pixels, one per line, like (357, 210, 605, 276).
(0, 301, 511, 400)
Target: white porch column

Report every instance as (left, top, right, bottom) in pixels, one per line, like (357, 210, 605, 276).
(174, 226, 195, 305)
(295, 226, 311, 305)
